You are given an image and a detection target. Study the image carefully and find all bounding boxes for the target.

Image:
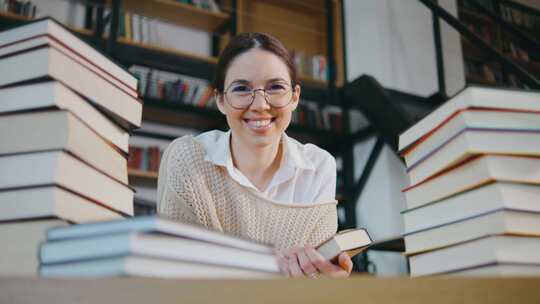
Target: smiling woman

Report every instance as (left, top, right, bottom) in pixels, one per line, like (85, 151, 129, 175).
(157, 33, 353, 278)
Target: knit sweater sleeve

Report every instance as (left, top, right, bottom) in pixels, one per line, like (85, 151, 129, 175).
(156, 137, 200, 225)
(305, 204, 338, 247)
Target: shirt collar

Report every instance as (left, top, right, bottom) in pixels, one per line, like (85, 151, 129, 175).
(203, 130, 316, 190)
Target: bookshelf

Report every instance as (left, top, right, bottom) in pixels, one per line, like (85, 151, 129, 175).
(457, 0, 540, 88)
(128, 168, 158, 182)
(115, 0, 230, 32)
(0, 10, 31, 21)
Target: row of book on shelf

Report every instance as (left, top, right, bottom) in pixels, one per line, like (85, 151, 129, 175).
(0, 18, 371, 279)
(128, 145, 162, 173)
(398, 85, 540, 277)
(463, 20, 534, 62)
(460, 0, 540, 30)
(129, 65, 216, 108)
(291, 50, 328, 82)
(1, 0, 37, 18)
(464, 59, 530, 88)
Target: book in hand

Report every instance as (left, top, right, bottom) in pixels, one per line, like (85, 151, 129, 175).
(317, 228, 372, 262)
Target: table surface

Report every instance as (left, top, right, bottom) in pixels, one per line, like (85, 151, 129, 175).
(1, 275, 540, 304)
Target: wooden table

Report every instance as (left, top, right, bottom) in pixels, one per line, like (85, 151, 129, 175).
(1, 275, 539, 304)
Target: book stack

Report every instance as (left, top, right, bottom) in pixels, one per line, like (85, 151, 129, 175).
(39, 216, 281, 279)
(398, 86, 540, 277)
(0, 18, 142, 275)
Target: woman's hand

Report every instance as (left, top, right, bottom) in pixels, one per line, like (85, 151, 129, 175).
(275, 245, 353, 278)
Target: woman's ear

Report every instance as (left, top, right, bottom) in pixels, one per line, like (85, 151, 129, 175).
(290, 84, 301, 112)
(215, 89, 227, 115)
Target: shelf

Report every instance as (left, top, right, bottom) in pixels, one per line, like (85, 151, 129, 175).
(117, 0, 230, 32)
(118, 37, 219, 65)
(298, 75, 328, 88)
(466, 74, 497, 85)
(129, 168, 158, 179)
(458, 8, 492, 24)
(128, 169, 158, 185)
(0, 10, 32, 22)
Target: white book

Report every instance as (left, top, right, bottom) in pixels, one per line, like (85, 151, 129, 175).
(0, 18, 137, 91)
(403, 109, 540, 168)
(399, 86, 540, 152)
(0, 35, 136, 99)
(0, 219, 69, 276)
(404, 209, 540, 255)
(443, 263, 540, 277)
(40, 255, 277, 279)
(0, 46, 142, 129)
(409, 235, 540, 276)
(402, 182, 540, 234)
(45, 216, 273, 254)
(40, 233, 279, 273)
(0, 150, 134, 215)
(0, 186, 123, 223)
(0, 110, 127, 183)
(0, 81, 130, 153)
(404, 155, 540, 210)
(405, 129, 540, 185)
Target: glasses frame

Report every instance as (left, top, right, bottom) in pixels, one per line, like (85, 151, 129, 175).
(222, 82, 295, 110)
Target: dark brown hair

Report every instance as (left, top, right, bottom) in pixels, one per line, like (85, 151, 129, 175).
(213, 33, 298, 93)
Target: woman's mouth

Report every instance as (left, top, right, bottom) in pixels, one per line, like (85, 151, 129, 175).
(243, 118, 276, 132)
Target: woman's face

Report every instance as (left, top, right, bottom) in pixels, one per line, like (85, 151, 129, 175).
(217, 48, 300, 148)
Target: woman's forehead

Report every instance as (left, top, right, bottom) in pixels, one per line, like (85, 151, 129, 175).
(224, 49, 291, 85)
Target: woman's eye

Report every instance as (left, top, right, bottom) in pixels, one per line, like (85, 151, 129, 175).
(268, 84, 286, 92)
(231, 85, 251, 93)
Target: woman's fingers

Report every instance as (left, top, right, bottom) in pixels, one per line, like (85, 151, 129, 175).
(286, 252, 304, 277)
(338, 252, 354, 274)
(297, 247, 319, 276)
(275, 251, 290, 276)
(305, 246, 349, 278)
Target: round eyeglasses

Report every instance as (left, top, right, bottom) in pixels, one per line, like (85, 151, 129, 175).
(223, 82, 294, 110)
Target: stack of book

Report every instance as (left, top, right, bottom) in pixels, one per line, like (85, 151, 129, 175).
(0, 18, 142, 275)
(38, 216, 281, 279)
(398, 86, 540, 277)
(38, 216, 372, 279)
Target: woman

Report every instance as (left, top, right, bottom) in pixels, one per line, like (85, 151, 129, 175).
(157, 33, 353, 278)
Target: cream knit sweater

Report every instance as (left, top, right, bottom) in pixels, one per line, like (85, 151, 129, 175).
(157, 135, 338, 250)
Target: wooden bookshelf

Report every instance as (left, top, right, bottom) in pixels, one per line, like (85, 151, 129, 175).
(117, 37, 219, 65)
(116, 0, 230, 32)
(223, 0, 345, 86)
(0, 10, 32, 21)
(128, 168, 158, 184)
(129, 168, 159, 179)
(458, 8, 492, 24)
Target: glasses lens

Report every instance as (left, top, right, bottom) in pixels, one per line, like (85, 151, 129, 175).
(226, 84, 253, 108)
(266, 83, 291, 107)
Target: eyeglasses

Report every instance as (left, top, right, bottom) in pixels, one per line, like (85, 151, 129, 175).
(223, 82, 294, 110)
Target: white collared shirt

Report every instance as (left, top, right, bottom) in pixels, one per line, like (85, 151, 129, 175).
(195, 130, 336, 204)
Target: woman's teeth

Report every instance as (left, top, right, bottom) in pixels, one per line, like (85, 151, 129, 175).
(245, 119, 273, 129)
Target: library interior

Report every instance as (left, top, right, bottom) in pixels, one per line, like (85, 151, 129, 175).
(0, 0, 539, 303)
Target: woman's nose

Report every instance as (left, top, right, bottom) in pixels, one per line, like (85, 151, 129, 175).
(250, 90, 271, 110)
